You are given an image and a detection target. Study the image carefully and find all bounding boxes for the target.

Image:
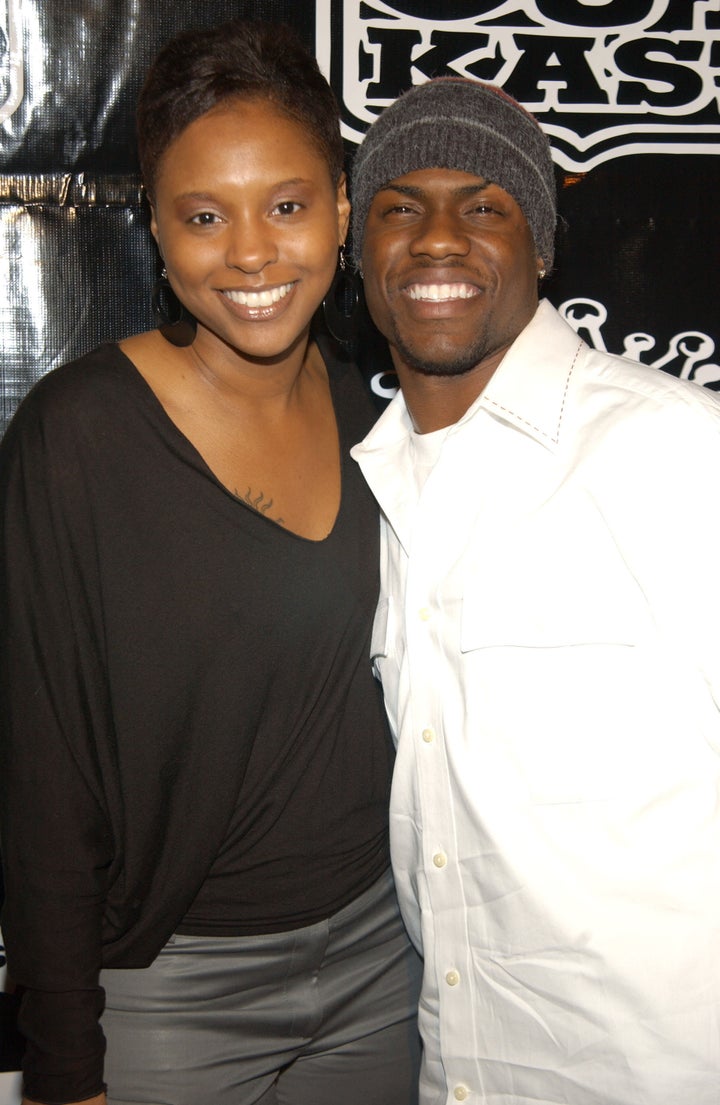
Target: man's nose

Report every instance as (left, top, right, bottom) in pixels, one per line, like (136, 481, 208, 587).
(409, 211, 471, 259)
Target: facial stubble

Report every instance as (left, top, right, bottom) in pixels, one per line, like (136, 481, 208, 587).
(388, 314, 496, 379)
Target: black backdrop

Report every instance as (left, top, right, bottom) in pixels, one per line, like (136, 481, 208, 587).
(1, 0, 719, 1092)
(1, 0, 719, 437)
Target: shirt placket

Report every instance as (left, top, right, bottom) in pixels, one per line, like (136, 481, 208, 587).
(403, 459, 483, 1104)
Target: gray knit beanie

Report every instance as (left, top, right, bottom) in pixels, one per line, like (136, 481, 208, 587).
(351, 78, 556, 271)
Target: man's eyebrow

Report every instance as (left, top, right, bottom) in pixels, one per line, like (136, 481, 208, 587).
(377, 181, 491, 198)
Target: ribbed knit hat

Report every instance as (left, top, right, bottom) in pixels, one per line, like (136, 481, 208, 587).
(351, 78, 556, 271)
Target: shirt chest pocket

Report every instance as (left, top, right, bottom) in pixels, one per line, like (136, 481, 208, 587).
(459, 495, 650, 651)
(460, 577, 643, 651)
(458, 532, 654, 805)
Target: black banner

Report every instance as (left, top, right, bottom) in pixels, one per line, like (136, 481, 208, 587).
(1, 0, 718, 437)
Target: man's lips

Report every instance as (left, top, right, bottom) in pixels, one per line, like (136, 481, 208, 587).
(222, 282, 295, 308)
(405, 281, 480, 302)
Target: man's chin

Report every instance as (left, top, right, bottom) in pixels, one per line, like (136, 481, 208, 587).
(397, 344, 483, 379)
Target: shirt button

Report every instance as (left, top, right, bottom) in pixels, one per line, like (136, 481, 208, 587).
(454, 1086, 470, 1101)
(433, 852, 447, 868)
(419, 607, 431, 621)
(422, 728, 435, 743)
(445, 969, 460, 987)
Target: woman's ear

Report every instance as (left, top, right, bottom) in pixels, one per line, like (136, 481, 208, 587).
(149, 201, 161, 252)
(336, 173, 351, 244)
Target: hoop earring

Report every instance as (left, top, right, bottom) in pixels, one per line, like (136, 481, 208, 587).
(322, 246, 361, 345)
(151, 267, 197, 347)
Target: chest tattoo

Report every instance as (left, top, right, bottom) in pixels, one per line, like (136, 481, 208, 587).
(236, 487, 285, 527)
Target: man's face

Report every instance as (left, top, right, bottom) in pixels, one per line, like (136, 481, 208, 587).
(361, 168, 542, 380)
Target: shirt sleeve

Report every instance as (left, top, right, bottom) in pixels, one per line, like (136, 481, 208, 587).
(0, 392, 113, 1101)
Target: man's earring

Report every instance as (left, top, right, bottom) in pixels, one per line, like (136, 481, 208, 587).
(151, 267, 197, 347)
(322, 245, 362, 345)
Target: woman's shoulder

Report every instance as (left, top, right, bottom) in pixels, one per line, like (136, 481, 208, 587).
(25, 342, 135, 408)
(0, 343, 161, 484)
(4, 342, 149, 444)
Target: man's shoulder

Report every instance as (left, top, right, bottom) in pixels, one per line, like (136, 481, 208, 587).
(576, 341, 720, 438)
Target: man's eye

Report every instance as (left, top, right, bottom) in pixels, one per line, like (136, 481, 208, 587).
(469, 201, 506, 218)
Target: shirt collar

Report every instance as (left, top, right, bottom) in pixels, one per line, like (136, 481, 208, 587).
(351, 302, 586, 553)
(356, 301, 585, 460)
(459, 300, 585, 451)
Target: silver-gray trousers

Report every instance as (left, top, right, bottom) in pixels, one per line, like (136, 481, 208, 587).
(101, 870, 423, 1105)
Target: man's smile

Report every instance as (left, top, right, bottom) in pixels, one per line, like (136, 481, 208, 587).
(406, 282, 480, 302)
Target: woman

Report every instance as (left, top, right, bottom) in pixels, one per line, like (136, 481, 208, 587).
(0, 20, 421, 1105)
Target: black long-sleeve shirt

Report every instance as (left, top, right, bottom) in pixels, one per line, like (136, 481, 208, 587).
(0, 339, 393, 1103)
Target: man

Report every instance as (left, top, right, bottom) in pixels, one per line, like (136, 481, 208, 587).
(350, 78, 720, 1105)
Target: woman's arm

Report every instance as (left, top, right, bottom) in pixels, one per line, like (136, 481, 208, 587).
(0, 396, 113, 1102)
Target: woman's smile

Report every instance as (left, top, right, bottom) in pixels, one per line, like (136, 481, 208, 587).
(221, 281, 297, 309)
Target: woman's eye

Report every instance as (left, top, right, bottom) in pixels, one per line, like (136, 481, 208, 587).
(189, 211, 220, 226)
(273, 201, 302, 216)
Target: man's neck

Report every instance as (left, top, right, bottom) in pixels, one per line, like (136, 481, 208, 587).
(397, 347, 507, 434)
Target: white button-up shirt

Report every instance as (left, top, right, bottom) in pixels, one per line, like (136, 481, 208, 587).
(352, 301, 720, 1105)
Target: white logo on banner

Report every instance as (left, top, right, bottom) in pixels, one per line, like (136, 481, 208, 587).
(316, 0, 720, 170)
(0, 0, 23, 123)
(559, 297, 720, 385)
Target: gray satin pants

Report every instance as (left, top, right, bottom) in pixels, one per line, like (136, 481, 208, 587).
(101, 870, 423, 1105)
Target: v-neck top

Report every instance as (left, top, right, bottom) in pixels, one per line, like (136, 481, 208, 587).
(0, 337, 393, 1097)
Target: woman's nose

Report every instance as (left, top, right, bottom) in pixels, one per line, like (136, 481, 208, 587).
(224, 216, 278, 272)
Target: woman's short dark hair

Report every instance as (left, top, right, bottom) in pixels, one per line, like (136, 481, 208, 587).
(137, 19, 345, 198)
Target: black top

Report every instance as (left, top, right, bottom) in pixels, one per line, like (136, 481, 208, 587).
(0, 339, 393, 1103)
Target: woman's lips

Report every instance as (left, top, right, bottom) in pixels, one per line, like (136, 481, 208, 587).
(222, 281, 296, 308)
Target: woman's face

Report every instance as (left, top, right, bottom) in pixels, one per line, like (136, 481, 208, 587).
(150, 98, 349, 363)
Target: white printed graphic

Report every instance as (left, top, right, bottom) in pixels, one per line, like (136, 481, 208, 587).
(560, 297, 720, 384)
(317, 0, 720, 169)
(0, 0, 22, 123)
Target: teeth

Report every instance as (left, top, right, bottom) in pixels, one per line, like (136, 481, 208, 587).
(408, 283, 477, 301)
(224, 283, 294, 307)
